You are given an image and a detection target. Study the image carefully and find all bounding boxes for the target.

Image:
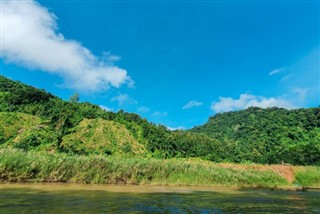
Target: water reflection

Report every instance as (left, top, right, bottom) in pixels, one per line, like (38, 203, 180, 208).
(0, 184, 319, 213)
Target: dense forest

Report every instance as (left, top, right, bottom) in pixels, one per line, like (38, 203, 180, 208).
(192, 107, 320, 165)
(0, 76, 319, 165)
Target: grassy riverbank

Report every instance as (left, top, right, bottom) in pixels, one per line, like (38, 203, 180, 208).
(0, 149, 319, 188)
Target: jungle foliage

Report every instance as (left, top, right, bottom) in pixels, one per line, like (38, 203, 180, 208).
(191, 107, 320, 165)
(0, 76, 319, 165)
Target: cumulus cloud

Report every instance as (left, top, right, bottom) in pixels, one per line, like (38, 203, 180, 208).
(269, 67, 286, 76)
(211, 93, 294, 113)
(1, 0, 133, 92)
(182, 100, 203, 109)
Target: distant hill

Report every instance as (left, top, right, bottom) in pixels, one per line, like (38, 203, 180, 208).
(191, 107, 320, 164)
(0, 75, 319, 165)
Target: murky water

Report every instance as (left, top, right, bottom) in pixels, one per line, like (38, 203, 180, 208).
(0, 184, 319, 213)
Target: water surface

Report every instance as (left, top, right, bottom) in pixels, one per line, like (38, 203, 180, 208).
(1, 184, 319, 213)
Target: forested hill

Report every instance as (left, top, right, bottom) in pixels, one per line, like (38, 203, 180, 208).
(0, 75, 319, 165)
(0, 75, 218, 160)
(191, 107, 320, 164)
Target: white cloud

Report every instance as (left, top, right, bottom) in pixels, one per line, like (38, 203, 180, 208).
(211, 93, 294, 113)
(293, 88, 308, 102)
(182, 100, 203, 109)
(153, 111, 168, 117)
(101, 52, 121, 63)
(137, 106, 150, 113)
(269, 67, 286, 76)
(0, 0, 133, 92)
(167, 126, 185, 131)
(99, 105, 113, 112)
(281, 74, 293, 81)
(111, 94, 137, 106)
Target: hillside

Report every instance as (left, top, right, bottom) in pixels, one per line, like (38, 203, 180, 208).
(61, 118, 147, 155)
(0, 76, 218, 159)
(0, 112, 58, 151)
(191, 107, 320, 165)
(0, 75, 319, 165)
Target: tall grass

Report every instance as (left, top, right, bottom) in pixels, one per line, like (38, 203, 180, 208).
(0, 149, 318, 188)
(294, 167, 320, 187)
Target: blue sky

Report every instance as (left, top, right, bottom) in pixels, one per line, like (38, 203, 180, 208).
(1, 0, 319, 129)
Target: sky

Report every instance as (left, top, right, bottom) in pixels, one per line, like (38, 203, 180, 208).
(1, 0, 319, 129)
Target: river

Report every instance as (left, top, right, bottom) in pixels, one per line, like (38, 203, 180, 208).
(0, 184, 319, 213)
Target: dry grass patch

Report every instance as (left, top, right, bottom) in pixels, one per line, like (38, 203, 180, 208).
(217, 163, 296, 183)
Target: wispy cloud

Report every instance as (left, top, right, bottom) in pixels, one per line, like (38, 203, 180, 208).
(269, 67, 286, 76)
(281, 74, 294, 81)
(293, 88, 309, 102)
(182, 100, 203, 109)
(167, 126, 185, 131)
(137, 106, 150, 113)
(0, 0, 133, 92)
(101, 52, 121, 63)
(153, 111, 168, 117)
(99, 105, 113, 112)
(111, 94, 137, 106)
(211, 93, 294, 113)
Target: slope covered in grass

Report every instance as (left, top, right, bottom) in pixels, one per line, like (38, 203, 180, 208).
(0, 112, 147, 155)
(61, 118, 147, 155)
(0, 112, 44, 139)
(0, 112, 58, 151)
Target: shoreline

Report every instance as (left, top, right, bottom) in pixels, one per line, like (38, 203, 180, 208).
(1, 182, 318, 192)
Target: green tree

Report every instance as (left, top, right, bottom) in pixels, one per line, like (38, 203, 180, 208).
(69, 93, 80, 103)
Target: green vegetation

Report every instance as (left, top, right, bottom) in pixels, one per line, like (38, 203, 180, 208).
(191, 107, 320, 165)
(69, 93, 80, 103)
(0, 75, 319, 167)
(294, 167, 320, 187)
(0, 112, 58, 151)
(0, 75, 239, 161)
(3, 149, 316, 188)
(61, 118, 146, 156)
